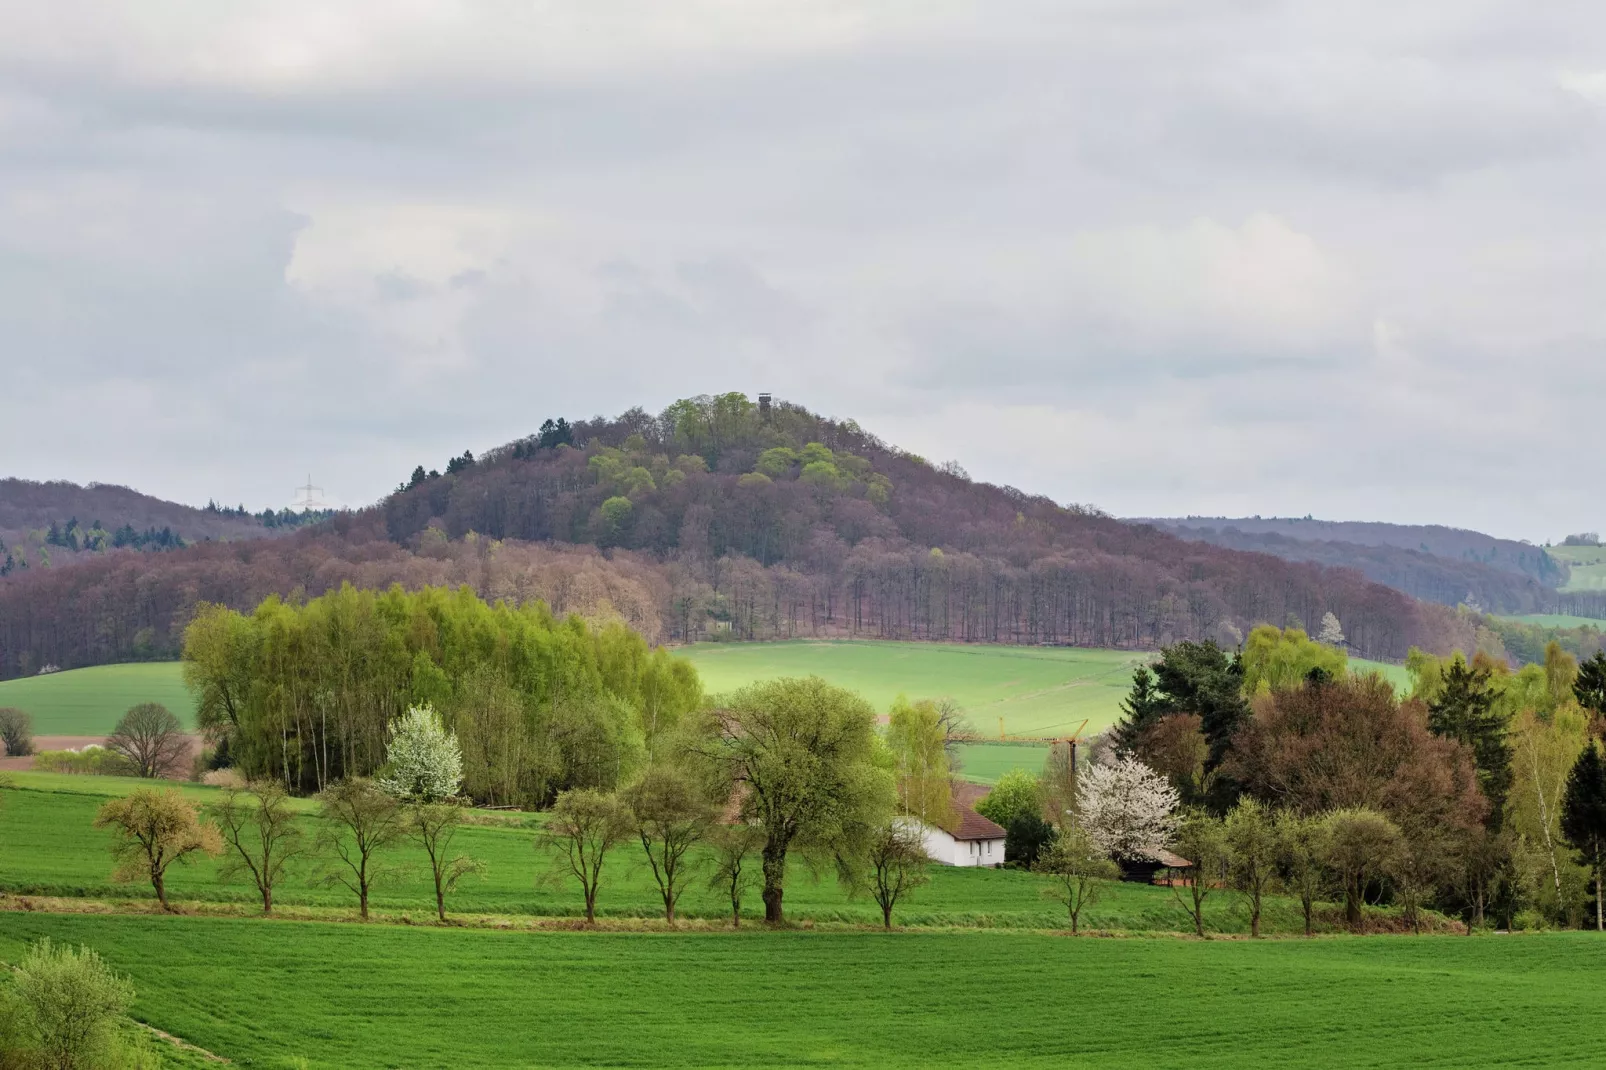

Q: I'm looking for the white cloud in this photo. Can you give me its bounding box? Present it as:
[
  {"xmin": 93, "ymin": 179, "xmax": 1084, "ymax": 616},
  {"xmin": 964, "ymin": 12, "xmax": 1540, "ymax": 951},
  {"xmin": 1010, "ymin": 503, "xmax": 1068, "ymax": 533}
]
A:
[{"xmin": 1, "ymin": 0, "xmax": 1604, "ymax": 540}]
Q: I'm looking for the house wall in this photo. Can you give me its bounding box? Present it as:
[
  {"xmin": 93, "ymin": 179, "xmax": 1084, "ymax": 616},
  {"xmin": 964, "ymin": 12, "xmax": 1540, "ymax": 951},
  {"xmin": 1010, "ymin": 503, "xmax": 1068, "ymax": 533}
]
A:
[{"xmin": 911, "ymin": 822, "xmax": 1003, "ymax": 868}]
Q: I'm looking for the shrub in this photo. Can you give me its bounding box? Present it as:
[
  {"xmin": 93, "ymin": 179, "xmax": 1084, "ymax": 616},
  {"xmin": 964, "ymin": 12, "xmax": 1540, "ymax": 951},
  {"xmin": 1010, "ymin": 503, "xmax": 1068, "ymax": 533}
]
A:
[
  {"xmin": 975, "ymin": 769, "xmax": 1043, "ymax": 829},
  {"xmin": 0, "ymin": 707, "xmax": 32, "ymax": 757},
  {"xmin": 11, "ymin": 938, "xmax": 135, "ymax": 1070},
  {"xmin": 202, "ymin": 768, "xmax": 247, "ymax": 788},
  {"xmin": 1004, "ymin": 813, "xmax": 1055, "ymax": 867},
  {"xmin": 32, "ymin": 748, "xmax": 136, "ymax": 777}
]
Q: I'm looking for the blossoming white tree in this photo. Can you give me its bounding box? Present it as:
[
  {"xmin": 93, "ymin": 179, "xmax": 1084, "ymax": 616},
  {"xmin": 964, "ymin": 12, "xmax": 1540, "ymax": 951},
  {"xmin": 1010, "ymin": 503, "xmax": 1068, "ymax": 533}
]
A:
[
  {"xmin": 377, "ymin": 704, "xmax": 463, "ymax": 802},
  {"xmin": 1075, "ymin": 756, "xmax": 1180, "ymax": 859},
  {"xmin": 1318, "ymin": 612, "xmax": 1346, "ymax": 647}
]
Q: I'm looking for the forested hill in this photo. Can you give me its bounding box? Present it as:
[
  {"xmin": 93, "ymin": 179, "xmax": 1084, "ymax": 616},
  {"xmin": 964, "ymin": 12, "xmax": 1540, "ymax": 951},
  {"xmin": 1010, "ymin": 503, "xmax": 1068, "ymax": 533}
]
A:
[
  {"xmin": 380, "ymin": 395, "xmax": 1475, "ymax": 660},
  {"xmin": 1134, "ymin": 521, "xmax": 1561, "ymax": 616},
  {"xmin": 1141, "ymin": 516, "xmax": 1565, "ymax": 586},
  {"xmin": 0, "ymin": 478, "xmax": 319, "ymax": 577},
  {"xmin": 0, "ymin": 394, "xmax": 1482, "ymax": 679}
]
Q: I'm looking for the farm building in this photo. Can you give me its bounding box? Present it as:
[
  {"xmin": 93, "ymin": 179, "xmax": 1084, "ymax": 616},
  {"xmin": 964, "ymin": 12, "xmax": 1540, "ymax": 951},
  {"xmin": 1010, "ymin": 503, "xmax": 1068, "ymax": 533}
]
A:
[
  {"xmin": 912, "ymin": 806, "xmax": 1007, "ymax": 868},
  {"xmin": 1118, "ymin": 847, "xmax": 1193, "ymax": 885}
]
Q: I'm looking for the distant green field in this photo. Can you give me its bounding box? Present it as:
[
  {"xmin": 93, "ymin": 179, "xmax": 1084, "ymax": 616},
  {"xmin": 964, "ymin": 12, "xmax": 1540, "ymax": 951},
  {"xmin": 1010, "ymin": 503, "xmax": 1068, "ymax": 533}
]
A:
[
  {"xmin": 0, "ymin": 643, "xmax": 1409, "ymax": 753},
  {"xmin": 1502, "ymin": 613, "xmax": 1606, "ymax": 630},
  {"xmin": 953, "ymin": 742, "xmax": 1052, "ymax": 784},
  {"xmin": 0, "ymin": 662, "xmax": 197, "ymax": 735},
  {"xmin": 2, "ymin": 914, "xmax": 1603, "ymax": 1069},
  {"xmin": 684, "ymin": 640, "xmax": 1150, "ymax": 738},
  {"xmin": 1549, "ymin": 544, "xmax": 1606, "ymax": 592}
]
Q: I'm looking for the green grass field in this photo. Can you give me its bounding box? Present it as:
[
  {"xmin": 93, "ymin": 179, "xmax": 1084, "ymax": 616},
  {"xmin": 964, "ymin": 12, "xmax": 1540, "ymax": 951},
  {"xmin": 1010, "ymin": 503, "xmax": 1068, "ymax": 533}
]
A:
[
  {"xmin": 1, "ymin": 914, "xmax": 1603, "ymax": 1069},
  {"xmin": 683, "ymin": 640, "xmax": 1148, "ymax": 738},
  {"xmin": 1549, "ymin": 544, "xmax": 1606, "ymax": 593},
  {"xmin": 1502, "ymin": 613, "xmax": 1606, "ymax": 630},
  {"xmin": 0, "ymin": 663, "xmax": 197, "ymax": 735},
  {"xmin": 0, "ymin": 772, "xmax": 1300, "ymax": 932}
]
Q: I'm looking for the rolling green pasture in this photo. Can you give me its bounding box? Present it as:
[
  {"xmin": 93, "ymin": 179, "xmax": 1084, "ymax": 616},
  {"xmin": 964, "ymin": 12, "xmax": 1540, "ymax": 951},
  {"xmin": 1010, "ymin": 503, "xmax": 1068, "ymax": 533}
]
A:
[
  {"xmin": 2, "ymin": 914, "xmax": 1604, "ymax": 1069},
  {"xmin": 1501, "ymin": 613, "xmax": 1606, "ymax": 629},
  {"xmin": 0, "ymin": 773, "xmax": 1301, "ymax": 933},
  {"xmin": 1549, "ymin": 544, "xmax": 1606, "ymax": 593},
  {"xmin": 0, "ymin": 662, "xmax": 197, "ymax": 735},
  {"xmin": 683, "ymin": 640, "xmax": 1147, "ymax": 737}
]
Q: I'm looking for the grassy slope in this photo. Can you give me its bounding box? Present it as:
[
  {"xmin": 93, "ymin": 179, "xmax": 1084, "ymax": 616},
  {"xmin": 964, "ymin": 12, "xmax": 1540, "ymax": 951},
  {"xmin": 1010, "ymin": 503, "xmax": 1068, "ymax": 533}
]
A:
[
  {"xmin": 0, "ymin": 663, "xmax": 198, "ymax": 735},
  {"xmin": 684, "ymin": 640, "xmax": 1147, "ymax": 737},
  {"xmin": 2, "ymin": 914, "xmax": 1604, "ymax": 1070},
  {"xmin": 1503, "ymin": 613, "xmax": 1606, "ymax": 629},
  {"xmin": 0, "ymin": 773, "xmax": 1300, "ymax": 932},
  {"xmin": 1550, "ymin": 544, "xmax": 1606, "ymax": 593}
]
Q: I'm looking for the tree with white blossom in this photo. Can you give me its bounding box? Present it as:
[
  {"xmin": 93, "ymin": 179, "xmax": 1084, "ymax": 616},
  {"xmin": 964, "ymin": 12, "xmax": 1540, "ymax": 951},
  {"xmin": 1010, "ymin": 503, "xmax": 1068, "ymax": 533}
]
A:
[
  {"xmin": 377, "ymin": 704, "xmax": 463, "ymax": 802},
  {"xmin": 1075, "ymin": 756, "xmax": 1180, "ymax": 859},
  {"xmin": 1318, "ymin": 612, "xmax": 1346, "ymax": 648}
]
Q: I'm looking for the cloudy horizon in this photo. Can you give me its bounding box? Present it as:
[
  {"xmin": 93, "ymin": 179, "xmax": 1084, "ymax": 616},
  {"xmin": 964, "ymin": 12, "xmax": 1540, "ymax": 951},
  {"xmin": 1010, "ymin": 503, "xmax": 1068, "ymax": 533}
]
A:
[{"xmin": 3, "ymin": 1, "xmax": 1603, "ymax": 542}]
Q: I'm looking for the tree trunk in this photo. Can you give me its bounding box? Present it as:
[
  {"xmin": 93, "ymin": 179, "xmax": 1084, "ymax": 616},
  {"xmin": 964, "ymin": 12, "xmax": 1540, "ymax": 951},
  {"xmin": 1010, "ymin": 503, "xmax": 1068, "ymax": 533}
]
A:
[
  {"xmin": 882, "ymin": 902, "xmax": 893, "ymax": 930},
  {"xmin": 584, "ymin": 886, "xmax": 597, "ymax": 924},
  {"xmin": 1070, "ymin": 908, "xmax": 1079, "ymax": 936},
  {"xmin": 263, "ymin": 885, "xmax": 273, "ymax": 916},
  {"xmin": 359, "ymin": 879, "xmax": 370, "ymax": 921},
  {"xmin": 1250, "ymin": 901, "xmax": 1260, "ymax": 939},
  {"xmin": 435, "ymin": 877, "xmax": 447, "ymax": 923},
  {"xmin": 761, "ymin": 841, "xmax": 787, "ymax": 925},
  {"xmin": 1303, "ymin": 899, "xmax": 1313, "ymax": 938},
  {"xmin": 153, "ymin": 869, "xmax": 168, "ymax": 912},
  {"xmin": 1597, "ymin": 865, "xmax": 1603, "ymax": 933}
]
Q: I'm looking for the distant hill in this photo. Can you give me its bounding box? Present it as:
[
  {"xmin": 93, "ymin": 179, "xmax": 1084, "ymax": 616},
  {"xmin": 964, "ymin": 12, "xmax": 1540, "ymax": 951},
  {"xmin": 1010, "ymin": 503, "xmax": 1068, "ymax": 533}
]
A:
[
  {"xmin": 0, "ymin": 395, "xmax": 1491, "ymax": 679},
  {"xmin": 1133, "ymin": 519, "xmax": 1564, "ymax": 616},
  {"xmin": 1138, "ymin": 516, "xmax": 1565, "ymax": 587},
  {"xmin": 0, "ymin": 479, "xmax": 321, "ymax": 577}
]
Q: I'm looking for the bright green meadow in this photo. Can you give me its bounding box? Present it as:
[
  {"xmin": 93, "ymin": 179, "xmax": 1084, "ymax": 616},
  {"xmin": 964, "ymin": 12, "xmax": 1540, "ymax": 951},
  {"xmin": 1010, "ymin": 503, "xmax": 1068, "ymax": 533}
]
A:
[
  {"xmin": 1501, "ymin": 613, "xmax": 1606, "ymax": 629},
  {"xmin": 1549, "ymin": 544, "xmax": 1606, "ymax": 593},
  {"xmin": 0, "ymin": 662, "xmax": 197, "ymax": 735},
  {"xmin": 2, "ymin": 914, "xmax": 1604, "ymax": 1069}
]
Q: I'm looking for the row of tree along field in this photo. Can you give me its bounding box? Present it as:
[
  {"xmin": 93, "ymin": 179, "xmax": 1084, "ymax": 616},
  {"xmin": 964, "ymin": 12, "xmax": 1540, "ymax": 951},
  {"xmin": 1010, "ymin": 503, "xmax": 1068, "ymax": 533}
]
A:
[
  {"xmin": 140, "ymin": 583, "xmax": 1606, "ymax": 932},
  {"xmin": 0, "ymin": 393, "xmax": 1541, "ymax": 679}
]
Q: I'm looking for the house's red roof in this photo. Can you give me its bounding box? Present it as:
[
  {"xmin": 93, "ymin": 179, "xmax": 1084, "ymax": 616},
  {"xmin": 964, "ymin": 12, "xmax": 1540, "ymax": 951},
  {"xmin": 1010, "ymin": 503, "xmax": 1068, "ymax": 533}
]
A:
[{"xmin": 950, "ymin": 806, "xmax": 1007, "ymax": 842}]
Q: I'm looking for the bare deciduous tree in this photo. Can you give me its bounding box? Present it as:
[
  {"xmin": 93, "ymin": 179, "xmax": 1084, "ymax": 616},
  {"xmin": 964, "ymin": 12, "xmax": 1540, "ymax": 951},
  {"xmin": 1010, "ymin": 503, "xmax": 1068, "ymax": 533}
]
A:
[
  {"xmin": 1035, "ymin": 825, "xmax": 1119, "ymax": 935},
  {"xmin": 316, "ymin": 778, "xmax": 404, "ymax": 921},
  {"xmin": 623, "ymin": 767, "xmax": 713, "ymax": 925},
  {"xmin": 0, "ymin": 706, "xmax": 34, "ymax": 757},
  {"xmin": 707, "ymin": 822, "xmax": 763, "ymax": 927},
  {"xmin": 214, "ymin": 781, "xmax": 305, "ymax": 915},
  {"xmin": 540, "ymin": 789, "xmax": 629, "ymax": 924},
  {"xmin": 409, "ymin": 800, "xmax": 482, "ymax": 923},
  {"xmin": 105, "ymin": 703, "xmax": 189, "ymax": 779},
  {"xmin": 863, "ymin": 821, "xmax": 931, "ymax": 930}
]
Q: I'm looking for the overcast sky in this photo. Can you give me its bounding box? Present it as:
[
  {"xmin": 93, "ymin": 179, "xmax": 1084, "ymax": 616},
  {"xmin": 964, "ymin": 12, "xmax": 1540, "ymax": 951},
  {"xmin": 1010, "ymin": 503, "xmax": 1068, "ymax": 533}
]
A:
[{"xmin": 2, "ymin": 2, "xmax": 1603, "ymax": 541}]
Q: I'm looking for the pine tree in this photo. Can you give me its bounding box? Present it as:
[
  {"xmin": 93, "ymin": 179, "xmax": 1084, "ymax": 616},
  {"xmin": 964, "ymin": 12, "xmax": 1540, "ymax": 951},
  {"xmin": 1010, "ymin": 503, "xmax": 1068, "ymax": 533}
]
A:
[
  {"xmin": 1561, "ymin": 741, "xmax": 1606, "ymax": 931},
  {"xmin": 1111, "ymin": 665, "xmax": 1168, "ymax": 754},
  {"xmin": 1576, "ymin": 652, "xmax": 1606, "ymax": 717},
  {"xmin": 1428, "ymin": 655, "xmax": 1512, "ymax": 828}
]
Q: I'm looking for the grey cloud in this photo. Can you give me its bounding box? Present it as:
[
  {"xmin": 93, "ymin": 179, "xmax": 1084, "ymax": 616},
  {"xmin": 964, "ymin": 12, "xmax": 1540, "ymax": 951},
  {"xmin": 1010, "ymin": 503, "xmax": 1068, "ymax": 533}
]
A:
[{"xmin": 0, "ymin": 1, "xmax": 1603, "ymax": 539}]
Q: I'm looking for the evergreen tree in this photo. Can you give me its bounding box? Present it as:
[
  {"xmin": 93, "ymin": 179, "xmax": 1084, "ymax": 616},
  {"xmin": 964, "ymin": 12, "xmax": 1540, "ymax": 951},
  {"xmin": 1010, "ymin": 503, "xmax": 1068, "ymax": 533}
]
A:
[
  {"xmin": 1576, "ymin": 652, "xmax": 1606, "ymax": 717},
  {"xmin": 1428, "ymin": 655, "xmax": 1512, "ymax": 829},
  {"xmin": 1560, "ymin": 741, "xmax": 1606, "ymax": 931},
  {"xmin": 1112, "ymin": 665, "xmax": 1168, "ymax": 754}
]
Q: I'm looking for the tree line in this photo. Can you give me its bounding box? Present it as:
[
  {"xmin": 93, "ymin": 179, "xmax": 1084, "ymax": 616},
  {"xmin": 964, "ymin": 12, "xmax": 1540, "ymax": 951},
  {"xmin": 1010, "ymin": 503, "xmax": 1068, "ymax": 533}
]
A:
[
  {"xmin": 1081, "ymin": 626, "xmax": 1606, "ymax": 931},
  {"xmin": 182, "ymin": 584, "xmax": 702, "ymax": 804}
]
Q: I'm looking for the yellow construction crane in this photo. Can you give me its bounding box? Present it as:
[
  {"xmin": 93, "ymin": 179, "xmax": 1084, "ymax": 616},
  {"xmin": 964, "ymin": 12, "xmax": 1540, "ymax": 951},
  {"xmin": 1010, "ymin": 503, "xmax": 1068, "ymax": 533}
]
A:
[{"xmin": 996, "ymin": 718, "xmax": 1090, "ymax": 775}]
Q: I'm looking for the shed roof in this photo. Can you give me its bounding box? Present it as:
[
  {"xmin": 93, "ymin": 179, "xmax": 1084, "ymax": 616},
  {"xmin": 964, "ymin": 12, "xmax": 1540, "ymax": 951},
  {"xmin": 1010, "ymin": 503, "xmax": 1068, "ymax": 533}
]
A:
[{"xmin": 1128, "ymin": 847, "xmax": 1193, "ymax": 869}]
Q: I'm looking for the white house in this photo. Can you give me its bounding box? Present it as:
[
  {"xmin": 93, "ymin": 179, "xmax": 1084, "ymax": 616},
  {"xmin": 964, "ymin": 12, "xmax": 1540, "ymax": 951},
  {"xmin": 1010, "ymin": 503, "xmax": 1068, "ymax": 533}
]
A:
[{"xmin": 910, "ymin": 806, "xmax": 1007, "ymax": 868}]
